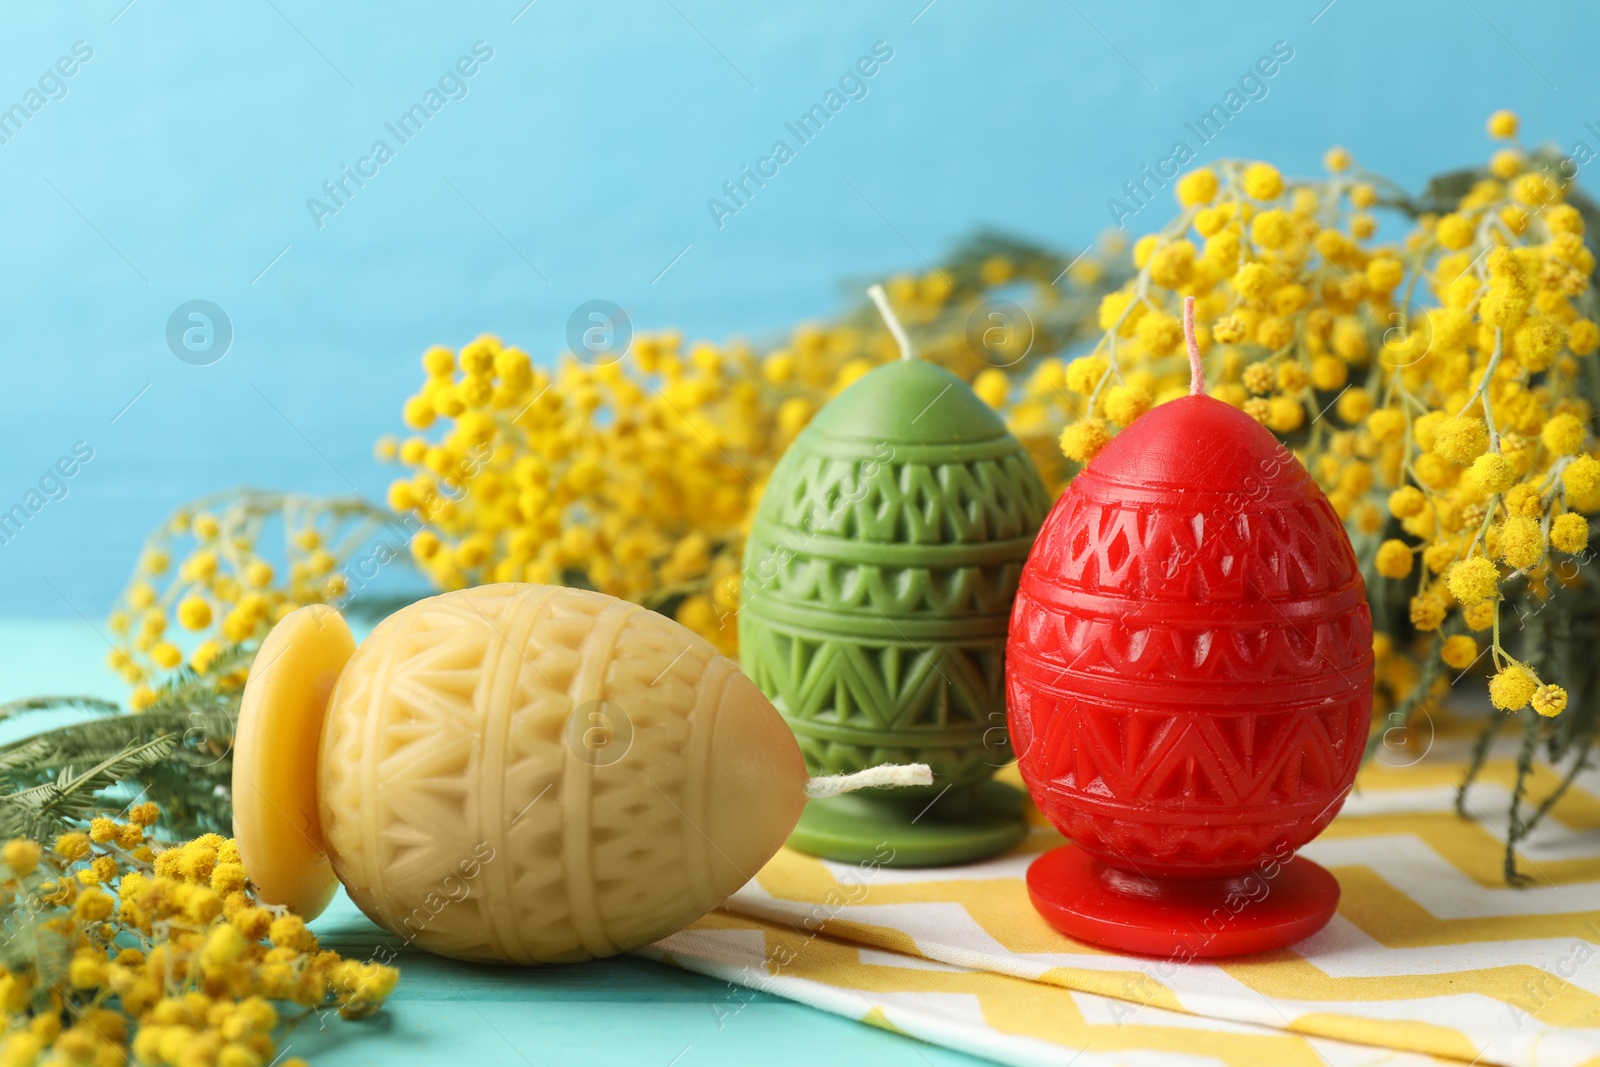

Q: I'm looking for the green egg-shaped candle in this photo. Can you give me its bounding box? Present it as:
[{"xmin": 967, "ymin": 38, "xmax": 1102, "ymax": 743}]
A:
[{"xmin": 739, "ymin": 290, "xmax": 1051, "ymax": 866}]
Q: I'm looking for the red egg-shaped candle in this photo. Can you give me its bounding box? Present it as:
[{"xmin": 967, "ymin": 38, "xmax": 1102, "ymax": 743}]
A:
[{"xmin": 1006, "ymin": 307, "xmax": 1373, "ymax": 958}]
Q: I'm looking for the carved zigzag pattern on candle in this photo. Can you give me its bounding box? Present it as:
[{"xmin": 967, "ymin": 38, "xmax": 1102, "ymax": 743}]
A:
[
  {"xmin": 1010, "ymin": 597, "xmax": 1372, "ymax": 681},
  {"xmin": 1008, "ymin": 680, "xmax": 1365, "ymax": 870},
  {"xmin": 1011, "ymin": 686, "xmax": 1366, "ymax": 806},
  {"xmin": 318, "ymin": 584, "xmax": 768, "ymax": 964},
  {"xmin": 747, "ymin": 551, "xmax": 1029, "ymax": 619},
  {"xmin": 1012, "ymin": 489, "xmax": 1370, "ymax": 679},
  {"xmin": 1007, "ymin": 481, "xmax": 1373, "ymax": 875},
  {"xmin": 742, "ymin": 443, "xmax": 1048, "ymax": 787},
  {"xmin": 765, "ymin": 449, "xmax": 1050, "ymax": 550},
  {"xmin": 1026, "ymin": 489, "xmax": 1361, "ymax": 603},
  {"xmin": 738, "ymin": 623, "xmax": 1007, "ymax": 787}
]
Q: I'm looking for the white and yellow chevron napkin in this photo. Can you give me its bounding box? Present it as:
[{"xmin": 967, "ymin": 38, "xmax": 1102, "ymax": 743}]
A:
[{"xmin": 643, "ymin": 721, "xmax": 1600, "ymax": 1067}]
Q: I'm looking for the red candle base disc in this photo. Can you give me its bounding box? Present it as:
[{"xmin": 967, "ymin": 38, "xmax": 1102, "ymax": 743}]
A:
[{"xmin": 1026, "ymin": 844, "xmax": 1340, "ymax": 958}]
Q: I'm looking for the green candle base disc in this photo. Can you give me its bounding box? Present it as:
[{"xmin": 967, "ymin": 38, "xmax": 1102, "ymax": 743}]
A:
[{"xmin": 786, "ymin": 781, "xmax": 1027, "ymax": 868}]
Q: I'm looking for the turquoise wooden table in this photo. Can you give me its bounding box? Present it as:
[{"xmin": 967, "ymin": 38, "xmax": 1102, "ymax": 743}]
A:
[{"xmin": 0, "ymin": 620, "xmax": 989, "ymax": 1067}]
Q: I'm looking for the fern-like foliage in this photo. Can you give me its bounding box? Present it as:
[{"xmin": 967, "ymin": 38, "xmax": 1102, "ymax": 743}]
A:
[
  {"xmin": 0, "ymin": 736, "xmax": 176, "ymax": 838},
  {"xmin": 0, "ymin": 696, "xmax": 118, "ymax": 724},
  {"xmin": 0, "ymin": 666, "xmax": 244, "ymax": 839}
]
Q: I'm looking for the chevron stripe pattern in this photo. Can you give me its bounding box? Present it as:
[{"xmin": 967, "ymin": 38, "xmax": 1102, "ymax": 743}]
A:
[{"xmin": 643, "ymin": 721, "xmax": 1600, "ymax": 1067}]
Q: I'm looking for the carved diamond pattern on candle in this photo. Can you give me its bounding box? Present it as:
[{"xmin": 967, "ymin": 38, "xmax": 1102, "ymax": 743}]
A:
[
  {"xmin": 765, "ymin": 447, "xmax": 1046, "ymax": 544},
  {"xmin": 753, "ymin": 454, "xmax": 1046, "ymax": 614},
  {"xmin": 1027, "ymin": 492, "xmax": 1359, "ymax": 605}
]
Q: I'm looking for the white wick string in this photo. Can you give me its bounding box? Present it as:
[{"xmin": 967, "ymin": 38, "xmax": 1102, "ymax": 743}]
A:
[
  {"xmin": 1183, "ymin": 294, "xmax": 1203, "ymax": 396},
  {"xmin": 867, "ymin": 284, "xmax": 916, "ymax": 361},
  {"xmin": 804, "ymin": 762, "xmax": 933, "ymax": 799}
]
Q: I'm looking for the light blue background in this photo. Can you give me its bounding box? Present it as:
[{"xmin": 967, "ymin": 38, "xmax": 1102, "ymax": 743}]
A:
[
  {"xmin": 0, "ymin": 5, "xmax": 1592, "ymax": 1063},
  {"xmin": 0, "ymin": 0, "xmax": 1593, "ymax": 623}
]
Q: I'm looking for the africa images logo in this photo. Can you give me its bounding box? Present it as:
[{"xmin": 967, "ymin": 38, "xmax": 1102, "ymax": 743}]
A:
[
  {"xmin": 1106, "ymin": 40, "xmax": 1295, "ymax": 228},
  {"xmin": 0, "ymin": 442, "xmax": 94, "ymax": 548},
  {"xmin": 706, "ymin": 41, "xmax": 895, "ymax": 230},
  {"xmin": 0, "ymin": 41, "xmax": 94, "ymax": 147},
  {"xmin": 306, "ymin": 42, "xmax": 495, "ymax": 229}
]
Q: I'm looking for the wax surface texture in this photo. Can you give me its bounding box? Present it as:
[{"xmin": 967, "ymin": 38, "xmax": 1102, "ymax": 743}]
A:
[
  {"xmin": 741, "ymin": 359, "xmax": 1050, "ymax": 789},
  {"xmin": 739, "ymin": 358, "xmax": 1051, "ymax": 865},
  {"xmin": 1009, "ymin": 396, "xmax": 1374, "ymax": 873},
  {"xmin": 237, "ymin": 584, "xmax": 808, "ymax": 965},
  {"xmin": 233, "ymin": 604, "xmax": 354, "ymax": 919}
]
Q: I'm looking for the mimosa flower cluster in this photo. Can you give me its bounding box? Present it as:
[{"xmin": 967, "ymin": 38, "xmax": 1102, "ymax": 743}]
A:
[
  {"xmin": 378, "ymin": 334, "xmax": 763, "ymax": 657},
  {"xmin": 0, "ymin": 805, "xmax": 396, "ymax": 1067},
  {"xmin": 370, "ymin": 253, "xmax": 1117, "ymax": 657},
  {"xmin": 1053, "ymin": 111, "xmax": 1597, "ymax": 728},
  {"xmin": 103, "ymin": 494, "xmax": 389, "ymax": 708}
]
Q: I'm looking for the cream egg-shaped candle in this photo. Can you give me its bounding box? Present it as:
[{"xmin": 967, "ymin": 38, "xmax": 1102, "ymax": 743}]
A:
[{"xmin": 233, "ymin": 584, "xmax": 814, "ymax": 964}]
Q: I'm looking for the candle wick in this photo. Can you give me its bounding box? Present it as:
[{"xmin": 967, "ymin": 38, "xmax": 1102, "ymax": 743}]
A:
[
  {"xmin": 868, "ymin": 284, "xmax": 916, "ymax": 361},
  {"xmin": 1183, "ymin": 295, "xmax": 1203, "ymax": 397},
  {"xmin": 804, "ymin": 762, "xmax": 932, "ymax": 798}
]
